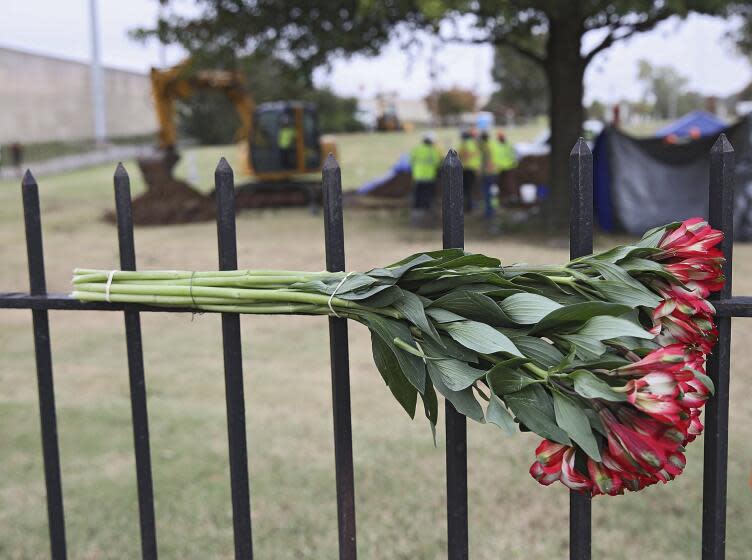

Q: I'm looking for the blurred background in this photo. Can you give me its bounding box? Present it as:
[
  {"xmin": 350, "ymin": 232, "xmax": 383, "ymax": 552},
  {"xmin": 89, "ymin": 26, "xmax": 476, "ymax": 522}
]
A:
[{"xmin": 1, "ymin": 1, "xmax": 751, "ymax": 558}]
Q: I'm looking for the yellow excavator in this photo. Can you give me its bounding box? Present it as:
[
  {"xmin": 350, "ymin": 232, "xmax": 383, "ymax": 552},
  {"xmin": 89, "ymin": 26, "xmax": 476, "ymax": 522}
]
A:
[{"xmin": 133, "ymin": 60, "xmax": 337, "ymax": 223}]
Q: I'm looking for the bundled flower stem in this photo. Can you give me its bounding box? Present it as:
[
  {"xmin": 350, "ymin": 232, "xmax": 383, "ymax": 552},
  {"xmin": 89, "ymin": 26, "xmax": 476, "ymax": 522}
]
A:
[{"xmin": 73, "ymin": 218, "xmax": 724, "ymax": 496}]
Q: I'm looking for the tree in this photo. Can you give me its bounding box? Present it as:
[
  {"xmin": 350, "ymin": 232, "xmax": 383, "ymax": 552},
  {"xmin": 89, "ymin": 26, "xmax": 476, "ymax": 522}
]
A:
[
  {"xmin": 177, "ymin": 52, "xmax": 364, "ymax": 144},
  {"xmin": 427, "ymin": 87, "xmax": 477, "ymax": 125},
  {"xmin": 138, "ymin": 1, "xmax": 736, "ymax": 229},
  {"xmin": 636, "ymin": 59, "xmax": 703, "ymax": 120},
  {"xmin": 486, "ymin": 43, "xmax": 548, "ymax": 123}
]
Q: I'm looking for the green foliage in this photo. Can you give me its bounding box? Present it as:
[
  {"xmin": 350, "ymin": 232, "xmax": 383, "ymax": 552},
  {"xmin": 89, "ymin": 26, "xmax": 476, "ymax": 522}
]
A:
[
  {"xmin": 485, "ymin": 44, "xmax": 548, "ymax": 122},
  {"xmin": 177, "ymin": 52, "xmax": 364, "ymax": 144},
  {"xmin": 636, "ymin": 59, "xmax": 705, "ymax": 120},
  {"xmin": 426, "ymin": 87, "xmax": 477, "ymax": 124}
]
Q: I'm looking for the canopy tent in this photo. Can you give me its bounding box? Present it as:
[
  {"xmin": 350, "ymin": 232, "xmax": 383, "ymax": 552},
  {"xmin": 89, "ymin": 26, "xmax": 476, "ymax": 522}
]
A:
[
  {"xmin": 655, "ymin": 110, "xmax": 726, "ymax": 138},
  {"xmin": 593, "ymin": 116, "xmax": 752, "ymax": 240}
]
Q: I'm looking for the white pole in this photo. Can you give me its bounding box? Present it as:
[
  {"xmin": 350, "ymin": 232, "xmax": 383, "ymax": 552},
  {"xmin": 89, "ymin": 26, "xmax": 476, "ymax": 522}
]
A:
[{"xmin": 89, "ymin": 0, "xmax": 107, "ymax": 145}]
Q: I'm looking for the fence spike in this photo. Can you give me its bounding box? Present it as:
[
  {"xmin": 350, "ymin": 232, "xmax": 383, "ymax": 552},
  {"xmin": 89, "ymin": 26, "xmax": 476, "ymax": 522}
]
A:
[
  {"xmin": 323, "ymin": 152, "xmax": 339, "ymax": 171},
  {"xmin": 570, "ymin": 136, "xmax": 590, "ymax": 158},
  {"xmin": 114, "ymin": 162, "xmax": 128, "ymax": 178},
  {"xmin": 442, "ymin": 148, "xmax": 461, "ymax": 168},
  {"xmin": 711, "ymin": 132, "xmax": 734, "ymax": 155},
  {"xmin": 216, "ymin": 156, "xmax": 233, "ymax": 175},
  {"xmin": 22, "ymin": 169, "xmax": 36, "ymax": 186}
]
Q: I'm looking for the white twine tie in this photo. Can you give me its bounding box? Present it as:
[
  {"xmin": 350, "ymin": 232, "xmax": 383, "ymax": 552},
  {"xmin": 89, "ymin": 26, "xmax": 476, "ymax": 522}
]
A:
[
  {"xmin": 104, "ymin": 270, "xmax": 117, "ymax": 303},
  {"xmin": 328, "ymin": 271, "xmax": 354, "ymax": 318}
]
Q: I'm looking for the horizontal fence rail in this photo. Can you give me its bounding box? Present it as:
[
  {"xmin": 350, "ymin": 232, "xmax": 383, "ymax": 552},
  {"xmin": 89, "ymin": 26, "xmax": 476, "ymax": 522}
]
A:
[{"xmin": 0, "ymin": 136, "xmax": 741, "ymax": 559}]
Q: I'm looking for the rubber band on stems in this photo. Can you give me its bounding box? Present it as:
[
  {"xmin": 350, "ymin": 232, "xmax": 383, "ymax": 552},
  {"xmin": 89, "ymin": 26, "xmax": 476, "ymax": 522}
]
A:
[
  {"xmin": 105, "ymin": 270, "xmax": 117, "ymax": 303},
  {"xmin": 328, "ymin": 271, "xmax": 354, "ymax": 318}
]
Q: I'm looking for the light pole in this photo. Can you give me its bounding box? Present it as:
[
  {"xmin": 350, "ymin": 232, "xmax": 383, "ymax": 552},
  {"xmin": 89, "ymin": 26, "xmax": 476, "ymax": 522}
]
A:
[{"xmin": 89, "ymin": 0, "xmax": 107, "ymax": 146}]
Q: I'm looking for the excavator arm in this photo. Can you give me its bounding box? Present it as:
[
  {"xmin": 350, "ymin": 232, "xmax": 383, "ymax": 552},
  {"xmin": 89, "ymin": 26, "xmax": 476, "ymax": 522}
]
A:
[{"xmin": 150, "ymin": 60, "xmax": 255, "ymax": 149}]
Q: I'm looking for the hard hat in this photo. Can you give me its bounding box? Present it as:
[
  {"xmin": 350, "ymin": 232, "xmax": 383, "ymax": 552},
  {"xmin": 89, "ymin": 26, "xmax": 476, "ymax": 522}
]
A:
[{"xmin": 423, "ymin": 131, "xmax": 437, "ymax": 143}]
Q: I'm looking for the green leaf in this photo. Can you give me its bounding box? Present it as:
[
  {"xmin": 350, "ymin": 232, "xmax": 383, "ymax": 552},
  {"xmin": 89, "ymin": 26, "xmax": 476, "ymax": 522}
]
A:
[
  {"xmin": 425, "ymin": 308, "xmax": 465, "ymax": 323},
  {"xmin": 589, "ymin": 244, "xmax": 661, "ymax": 263},
  {"xmin": 426, "ymin": 362, "xmax": 485, "ymax": 423},
  {"xmin": 430, "ymin": 290, "xmax": 513, "ymax": 325},
  {"xmin": 577, "ymin": 316, "xmax": 654, "ymax": 341},
  {"xmin": 570, "ymin": 370, "xmax": 627, "ymax": 402},
  {"xmin": 594, "ymin": 280, "xmax": 662, "ymax": 308},
  {"xmin": 528, "ymin": 301, "xmax": 631, "ymax": 335},
  {"xmin": 486, "ymin": 395, "xmax": 517, "ymax": 435},
  {"xmin": 553, "ymin": 392, "xmax": 601, "ymax": 461},
  {"xmin": 382, "ymin": 253, "xmax": 437, "ymax": 276},
  {"xmin": 504, "ymin": 384, "xmax": 571, "ymax": 445},
  {"xmin": 587, "ymin": 260, "xmax": 663, "ymax": 305},
  {"xmin": 486, "ymin": 362, "xmax": 538, "ymax": 394},
  {"xmin": 429, "ymin": 358, "xmax": 486, "ymax": 391},
  {"xmin": 442, "ymin": 321, "xmax": 523, "ymax": 356},
  {"xmin": 499, "ymin": 293, "xmax": 562, "ymax": 324},
  {"xmin": 392, "ymin": 291, "xmax": 442, "ymax": 344},
  {"xmin": 512, "ymin": 336, "xmax": 564, "ymax": 369},
  {"xmin": 364, "ymin": 315, "xmax": 426, "ymax": 393},
  {"xmin": 420, "ymin": 375, "xmax": 439, "ymax": 443},
  {"xmin": 558, "ymin": 334, "xmax": 608, "ymax": 361},
  {"xmin": 371, "ymin": 334, "xmax": 418, "ymax": 418}
]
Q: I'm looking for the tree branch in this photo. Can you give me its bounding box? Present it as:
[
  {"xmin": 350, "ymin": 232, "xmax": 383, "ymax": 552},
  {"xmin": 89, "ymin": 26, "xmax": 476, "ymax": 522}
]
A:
[
  {"xmin": 438, "ymin": 30, "xmax": 545, "ymax": 68},
  {"xmin": 583, "ymin": 10, "xmax": 674, "ymax": 64}
]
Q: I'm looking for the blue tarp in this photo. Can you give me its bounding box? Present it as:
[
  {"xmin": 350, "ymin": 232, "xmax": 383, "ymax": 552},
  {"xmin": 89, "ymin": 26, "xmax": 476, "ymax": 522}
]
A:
[
  {"xmin": 593, "ymin": 117, "xmax": 752, "ymax": 236},
  {"xmin": 356, "ymin": 154, "xmax": 411, "ymax": 194},
  {"xmin": 655, "ymin": 110, "xmax": 725, "ymax": 138}
]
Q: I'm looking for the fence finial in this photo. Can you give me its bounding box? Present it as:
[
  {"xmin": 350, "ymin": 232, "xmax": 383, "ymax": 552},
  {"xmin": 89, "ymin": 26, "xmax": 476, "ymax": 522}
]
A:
[
  {"xmin": 442, "ymin": 148, "xmax": 461, "ymax": 168},
  {"xmin": 114, "ymin": 162, "xmax": 128, "ymax": 178},
  {"xmin": 22, "ymin": 169, "xmax": 36, "ymax": 186},
  {"xmin": 215, "ymin": 156, "xmax": 233, "ymax": 174},
  {"xmin": 323, "ymin": 152, "xmax": 340, "ymax": 171},
  {"xmin": 570, "ymin": 137, "xmax": 591, "ymax": 158},
  {"xmin": 711, "ymin": 133, "xmax": 734, "ymax": 154}
]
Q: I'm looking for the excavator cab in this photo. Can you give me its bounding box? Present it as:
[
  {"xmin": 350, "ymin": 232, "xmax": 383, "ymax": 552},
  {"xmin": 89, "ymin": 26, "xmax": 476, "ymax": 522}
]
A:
[{"xmin": 250, "ymin": 102, "xmax": 322, "ymax": 178}]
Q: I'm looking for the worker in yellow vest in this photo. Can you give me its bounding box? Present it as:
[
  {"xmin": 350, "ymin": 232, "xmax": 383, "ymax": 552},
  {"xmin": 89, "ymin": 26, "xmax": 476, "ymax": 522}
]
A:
[
  {"xmin": 409, "ymin": 132, "xmax": 443, "ymax": 216},
  {"xmin": 494, "ymin": 131, "xmax": 518, "ymax": 204},
  {"xmin": 458, "ymin": 129, "xmax": 480, "ymax": 212},
  {"xmin": 479, "ymin": 131, "xmax": 499, "ymax": 219},
  {"xmin": 278, "ymin": 114, "xmax": 297, "ymax": 169}
]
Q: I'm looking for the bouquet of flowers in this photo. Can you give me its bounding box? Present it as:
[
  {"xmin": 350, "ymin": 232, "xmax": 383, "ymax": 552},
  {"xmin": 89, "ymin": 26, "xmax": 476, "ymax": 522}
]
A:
[{"xmin": 72, "ymin": 218, "xmax": 724, "ymax": 496}]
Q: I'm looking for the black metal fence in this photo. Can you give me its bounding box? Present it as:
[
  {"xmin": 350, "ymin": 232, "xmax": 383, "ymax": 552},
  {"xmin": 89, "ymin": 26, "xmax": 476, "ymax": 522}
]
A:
[{"xmin": 0, "ymin": 135, "xmax": 739, "ymax": 559}]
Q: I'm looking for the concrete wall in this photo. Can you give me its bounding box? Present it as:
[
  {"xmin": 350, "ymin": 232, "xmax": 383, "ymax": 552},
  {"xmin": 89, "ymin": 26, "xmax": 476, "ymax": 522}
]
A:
[{"xmin": 0, "ymin": 47, "xmax": 157, "ymax": 144}]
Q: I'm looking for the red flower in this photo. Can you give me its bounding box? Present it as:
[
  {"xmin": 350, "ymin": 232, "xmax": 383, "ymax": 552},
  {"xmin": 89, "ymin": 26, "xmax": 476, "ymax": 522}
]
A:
[
  {"xmin": 560, "ymin": 448, "xmax": 593, "ymax": 492},
  {"xmin": 657, "ymin": 218, "xmax": 724, "ymax": 260},
  {"xmin": 622, "ymin": 373, "xmax": 684, "ymax": 424},
  {"xmin": 616, "ymin": 344, "xmax": 689, "ymax": 376},
  {"xmin": 587, "ymin": 458, "xmax": 623, "ymax": 496}
]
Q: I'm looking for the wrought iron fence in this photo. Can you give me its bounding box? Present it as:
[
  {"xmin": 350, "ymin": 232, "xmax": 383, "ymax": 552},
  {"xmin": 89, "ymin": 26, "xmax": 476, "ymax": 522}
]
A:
[{"xmin": 0, "ymin": 135, "xmax": 738, "ymax": 560}]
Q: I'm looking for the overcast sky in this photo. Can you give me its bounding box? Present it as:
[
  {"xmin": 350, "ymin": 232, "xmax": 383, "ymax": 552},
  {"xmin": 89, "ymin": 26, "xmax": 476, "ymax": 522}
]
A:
[{"xmin": 3, "ymin": 0, "xmax": 751, "ymax": 104}]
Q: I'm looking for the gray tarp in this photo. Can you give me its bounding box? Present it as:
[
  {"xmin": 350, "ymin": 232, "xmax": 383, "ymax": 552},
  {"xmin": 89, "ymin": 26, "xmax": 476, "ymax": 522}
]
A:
[{"xmin": 601, "ymin": 117, "xmax": 752, "ymax": 240}]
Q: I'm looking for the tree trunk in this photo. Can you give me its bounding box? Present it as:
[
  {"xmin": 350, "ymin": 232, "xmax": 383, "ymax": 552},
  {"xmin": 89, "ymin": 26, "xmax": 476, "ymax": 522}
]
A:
[{"xmin": 542, "ymin": 14, "xmax": 586, "ymax": 231}]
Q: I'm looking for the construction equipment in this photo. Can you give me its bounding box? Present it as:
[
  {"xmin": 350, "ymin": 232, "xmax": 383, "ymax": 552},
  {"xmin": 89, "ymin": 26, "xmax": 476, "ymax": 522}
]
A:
[
  {"xmin": 131, "ymin": 60, "xmax": 336, "ymax": 224},
  {"xmin": 375, "ymin": 93, "xmax": 403, "ymax": 132}
]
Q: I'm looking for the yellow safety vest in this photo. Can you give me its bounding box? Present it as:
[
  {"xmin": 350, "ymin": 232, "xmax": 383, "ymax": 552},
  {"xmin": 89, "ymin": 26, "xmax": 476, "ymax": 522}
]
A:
[
  {"xmin": 492, "ymin": 141, "xmax": 517, "ymax": 171},
  {"xmin": 278, "ymin": 127, "xmax": 296, "ymax": 149},
  {"xmin": 458, "ymin": 139, "xmax": 481, "ymax": 171},
  {"xmin": 410, "ymin": 143, "xmax": 442, "ymax": 182}
]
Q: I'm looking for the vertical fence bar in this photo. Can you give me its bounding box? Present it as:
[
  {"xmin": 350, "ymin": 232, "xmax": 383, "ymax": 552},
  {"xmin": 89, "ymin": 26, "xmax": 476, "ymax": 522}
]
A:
[
  {"xmin": 568, "ymin": 138, "xmax": 593, "ymax": 560},
  {"xmin": 702, "ymin": 134, "xmax": 734, "ymax": 560},
  {"xmin": 441, "ymin": 150, "xmax": 468, "ymax": 560},
  {"xmin": 215, "ymin": 158, "xmax": 253, "ymax": 559},
  {"xmin": 113, "ymin": 164, "xmax": 158, "ymax": 560},
  {"xmin": 21, "ymin": 170, "xmax": 68, "ymax": 559},
  {"xmin": 322, "ymin": 155, "xmax": 358, "ymax": 559}
]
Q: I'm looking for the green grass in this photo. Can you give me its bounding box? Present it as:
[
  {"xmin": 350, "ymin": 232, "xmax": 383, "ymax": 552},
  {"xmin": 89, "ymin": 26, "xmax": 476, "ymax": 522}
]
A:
[{"xmin": 1, "ymin": 126, "xmax": 750, "ymax": 559}]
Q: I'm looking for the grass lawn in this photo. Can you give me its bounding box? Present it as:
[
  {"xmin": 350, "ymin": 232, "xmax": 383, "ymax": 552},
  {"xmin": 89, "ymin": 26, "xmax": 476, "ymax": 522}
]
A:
[{"xmin": 0, "ymin": 126, "xmax": 750, "ymax": 559}]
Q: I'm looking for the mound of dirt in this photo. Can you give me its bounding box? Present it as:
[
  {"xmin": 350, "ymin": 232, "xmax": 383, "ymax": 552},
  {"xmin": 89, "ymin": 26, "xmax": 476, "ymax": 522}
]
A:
[{"xmin": 104, "ymin": 153, "xmax": 215, "ymax": 226}]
